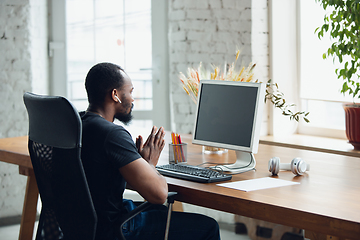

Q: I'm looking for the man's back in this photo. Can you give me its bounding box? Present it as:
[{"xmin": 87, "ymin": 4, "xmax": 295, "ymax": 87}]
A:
[{"xmin": 80, "ymin": 111, "xmax": 141, "ymax": 239}]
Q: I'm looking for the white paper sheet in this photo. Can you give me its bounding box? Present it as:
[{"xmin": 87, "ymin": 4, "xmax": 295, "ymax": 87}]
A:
[{"xmin": 217, "ymin": 177, "xmax": 300, "ymax": 192}]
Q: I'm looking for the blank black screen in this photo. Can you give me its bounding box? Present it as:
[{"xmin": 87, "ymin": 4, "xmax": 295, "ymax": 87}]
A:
[{"xmin": 194, "ymin": 83, "xmax": 258, "ymax": 148}]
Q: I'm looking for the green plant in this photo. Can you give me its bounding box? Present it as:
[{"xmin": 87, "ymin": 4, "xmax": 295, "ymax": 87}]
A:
[
  {"xmin": 315, "ymin": 0, "xmax": 360, "ymax": 100},
  {"xmin": 265, "ymin": 80, "xmax": 310, "ymax": 122}
]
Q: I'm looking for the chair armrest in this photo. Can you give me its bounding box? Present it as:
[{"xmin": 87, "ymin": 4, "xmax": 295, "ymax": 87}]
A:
[
  {"xmin": 167, "ymin": 192, "xmax": 177, "ymax": 204},
  {"xmin": 116, "ymin": 192, "xmax": 178, "ymax": 240}
]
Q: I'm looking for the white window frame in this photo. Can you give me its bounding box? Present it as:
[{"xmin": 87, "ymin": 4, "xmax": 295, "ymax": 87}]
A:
[
  {"xmin": 269, "ymin": 0, "xmax": 346, "ymax": 139},
  {"xmin": 48, "ymin": 0, "xmax": 170, "ymax": 130}
]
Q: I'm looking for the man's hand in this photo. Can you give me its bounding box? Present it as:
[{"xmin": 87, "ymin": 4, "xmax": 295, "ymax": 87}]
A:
[{"xmin": 136, "ymin": 126, "xmax": 165, "ymax": 166}]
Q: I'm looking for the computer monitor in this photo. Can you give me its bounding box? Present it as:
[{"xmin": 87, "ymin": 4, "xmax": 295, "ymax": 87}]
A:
[{"xmin": 192, "ymin": 80, "xmax": 265, "ymax": 173}]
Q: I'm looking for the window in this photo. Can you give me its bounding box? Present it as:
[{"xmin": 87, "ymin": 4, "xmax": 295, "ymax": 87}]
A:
[
  {"xmin": 270, "ymin": 0, "xmax": 351, "ymax": 138},
  {"xmin": 48, "ymin": 0, "xmax": 170, "ymax": 129},
  {"xmin": 66, "ymin": 0, "xmax": 152, "ymax": 128},
  {"xmin": 49, "ymin": 0, "xmax": 170, "ymax": 130},
  {"xmin": 298, "ymin": 0, "xmax": 350, "ymax": 138}
]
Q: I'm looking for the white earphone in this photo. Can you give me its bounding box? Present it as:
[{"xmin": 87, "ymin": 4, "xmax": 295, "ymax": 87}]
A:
[
  {"xmin": 268, "ymin": 157, "xmax": 310, "ymax": 176},
  {"xmin": 115, "ymin": 95, "xmax": 122, "ymax": 103}
]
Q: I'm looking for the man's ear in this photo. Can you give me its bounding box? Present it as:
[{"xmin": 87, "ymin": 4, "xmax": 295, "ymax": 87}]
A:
[
  {"xmin": 111, "ymin": 89, "xmax": 122, "ymax": 103},
  {"xmin": 111, "ymin": 89, "xmax": 118, "ymax": 102}
]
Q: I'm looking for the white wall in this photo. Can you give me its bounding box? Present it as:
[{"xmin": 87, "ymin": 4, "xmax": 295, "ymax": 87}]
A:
[
  {"xmin": 168, "ymin": 0, "xmax": 269, "ymax": 134},
  {"xmin": 0, "ymin": 0, "xmax": 48, "ymax": 218},
  {"xmin": 252, "ymin": 0, "xmax": 270, "ymax": 135},
  {"xmin": 269, "ymin": 0, "xmax": 298, "ymax": 136}
]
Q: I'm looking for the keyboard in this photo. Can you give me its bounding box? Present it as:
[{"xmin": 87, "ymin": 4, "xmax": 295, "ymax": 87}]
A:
[{"xmin": 156, "ymin": 164, "xmax": 232, "ymax": 183}]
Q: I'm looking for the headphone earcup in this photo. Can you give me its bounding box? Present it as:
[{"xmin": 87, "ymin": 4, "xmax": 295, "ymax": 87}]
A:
[
  {"xmin": 268, "ymin": 157, "xmax": 280, "ymax": 175},
  {"xmin": 290, "ymin": 157, "xmax": 309, "ymax": 176}
]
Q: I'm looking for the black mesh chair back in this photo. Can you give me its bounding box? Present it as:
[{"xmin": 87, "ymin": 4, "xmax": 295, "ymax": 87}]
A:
[{"xmin": 23, "ymin": 92, "xmax": 97, "ymax": 240}]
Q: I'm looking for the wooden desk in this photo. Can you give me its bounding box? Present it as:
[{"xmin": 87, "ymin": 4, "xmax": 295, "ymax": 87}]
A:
[
  {"xmin": 0, "ymin": 136, "xmax": 38, "ymax": 240},
  {"xmin": 1, "ymin": 135, "xmax": 360, "ymax": 240}
]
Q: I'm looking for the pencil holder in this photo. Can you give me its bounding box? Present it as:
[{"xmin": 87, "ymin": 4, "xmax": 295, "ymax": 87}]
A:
[{"xmin": 169, "ymin": 143, "xmax": 187, "ymax": 164}]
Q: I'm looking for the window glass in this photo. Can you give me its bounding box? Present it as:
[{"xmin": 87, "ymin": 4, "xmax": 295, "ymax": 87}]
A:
[
  {"xmin": 299, "ymin": 1, "xmax": 352, "ymax": 133},
  {"xmin": 66, "ymin": 0, "xmax": 152, "ymax": 114}
]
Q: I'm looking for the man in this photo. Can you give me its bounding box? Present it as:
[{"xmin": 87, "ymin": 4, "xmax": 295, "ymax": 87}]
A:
[{"xmin": 80, "ymin": 62, "xmax": 220, "ymax": 240}]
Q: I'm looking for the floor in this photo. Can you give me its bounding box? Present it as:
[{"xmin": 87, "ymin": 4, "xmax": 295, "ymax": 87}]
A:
[{"xmin": 0, "ymin": 222, "xmax": 251, "ymax": 240}]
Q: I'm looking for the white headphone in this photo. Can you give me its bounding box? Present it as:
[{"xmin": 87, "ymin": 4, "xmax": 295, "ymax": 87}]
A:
[
  {"xmin": 268, "ymin": 157, "xmax": 310, "ymax": 176},
  {"xmin": 115, "ymin": 95, "xmax": 122, "ymax": 103}
]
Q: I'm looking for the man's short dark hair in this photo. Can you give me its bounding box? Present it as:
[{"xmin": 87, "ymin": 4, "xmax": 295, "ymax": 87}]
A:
[{"xmin": 85, "ymin": 62, "xmax": 125, "ymax": 106}]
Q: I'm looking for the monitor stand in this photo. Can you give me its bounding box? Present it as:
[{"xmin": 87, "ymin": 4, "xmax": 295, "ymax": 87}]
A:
[{"xmin": 209, "ymin": 151, "xmax": 256, "ymax": 174}]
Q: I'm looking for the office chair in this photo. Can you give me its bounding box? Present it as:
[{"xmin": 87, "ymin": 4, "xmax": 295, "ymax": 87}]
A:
[
  {"xmin": 24, "ymin": 92, "xmax": 97, "ymax": 240},
  {"xmin": 24, "ymin": 92, "xmax": 177, "ymax": 240}
]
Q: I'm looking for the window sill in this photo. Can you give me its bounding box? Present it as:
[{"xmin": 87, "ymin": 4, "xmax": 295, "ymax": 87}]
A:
[{"xmin": 259, "ymin": 134, "xmax": 360, "ymax": 158}]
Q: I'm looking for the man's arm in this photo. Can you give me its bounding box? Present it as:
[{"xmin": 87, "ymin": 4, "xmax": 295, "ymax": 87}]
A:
[
  {"xmin": 119, "ymin": 126, "xmax": 168, "ymax": 204},
  {"xmin": 119, "ymin": 158, "xmax": 168, "ymax": 204}
]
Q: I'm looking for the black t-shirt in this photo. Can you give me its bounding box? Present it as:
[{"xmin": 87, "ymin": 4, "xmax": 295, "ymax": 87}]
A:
[{"xmin": 80, "ymin": 111, "xmax": 141, "ymax": 240}]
